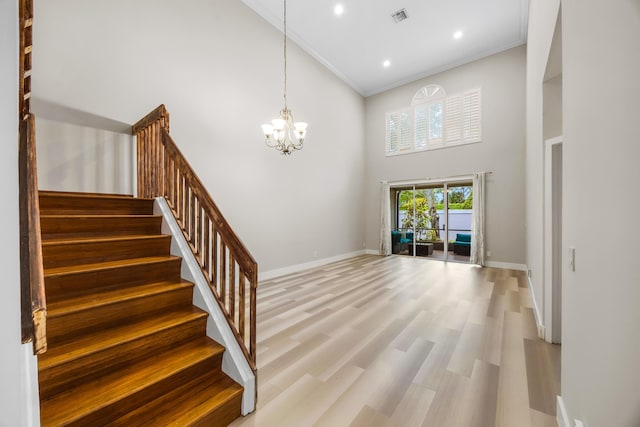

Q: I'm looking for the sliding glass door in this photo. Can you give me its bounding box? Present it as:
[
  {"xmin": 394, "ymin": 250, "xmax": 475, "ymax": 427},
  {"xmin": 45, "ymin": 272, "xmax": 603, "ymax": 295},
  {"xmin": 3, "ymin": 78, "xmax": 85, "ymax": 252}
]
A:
[
  {"xmin": 391, "ymin": 181, "xmax": 473, "ymax": 262},
  {"xmin": 446, "ymin": 183, "xmax": 473, "ymax": 262}
]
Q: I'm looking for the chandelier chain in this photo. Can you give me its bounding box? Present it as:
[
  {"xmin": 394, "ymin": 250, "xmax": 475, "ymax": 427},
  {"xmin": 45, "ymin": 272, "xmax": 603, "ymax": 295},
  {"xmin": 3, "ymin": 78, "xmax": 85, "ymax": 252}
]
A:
[{"xmin": 283, "ymin": 0, "xmax": 288, "ymax": 109}]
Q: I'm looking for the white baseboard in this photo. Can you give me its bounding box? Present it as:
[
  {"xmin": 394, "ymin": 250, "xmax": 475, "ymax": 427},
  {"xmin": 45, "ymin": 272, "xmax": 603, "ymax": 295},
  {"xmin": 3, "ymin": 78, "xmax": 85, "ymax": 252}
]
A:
[
  {"xmin": 557, "ymin": 396, "xmax": 571, "ymax": 427},
  {"xmin": 484, "ymin": 261, "xmax": 527, "ymax": 271},
  {"xmin": 365, "ymin": 249, "xmax": 380, "ymax": 255},
  {"xmin": 259, "ymin": 250, "xmax": 367, "ymax": 281},
  {"xmin": 527, "ymin": 273, "xmax": 544, "ymax": 333},
  {"xmin": 22, "ymin": 343, "xmax": 40, "ymax": 427}
]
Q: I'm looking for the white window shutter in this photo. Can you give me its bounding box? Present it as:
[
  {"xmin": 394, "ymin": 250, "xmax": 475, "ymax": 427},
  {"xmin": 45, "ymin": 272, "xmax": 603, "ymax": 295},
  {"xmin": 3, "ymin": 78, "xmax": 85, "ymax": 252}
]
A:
[
  {"xmin": 399, "ymin": 110, "xmax": 411, "ymax": 151},
  {"xmin": 428, "ymin": 101, "xmax": 443, "ymax": 144},
  {"xmin": 415, "ymin": 105, "xmax": 427, "ymax": 149},
  {"xmin": 444, "ymin": 95, "xmax": 462, "ymax": 143},
  {"xmin": 386, "ymin": 86, "xmax": 481, "ymax": 155},
  {"xmin": 386, "ymin": 109, "xmax": 412, "ymax": 155},
  {"xmin": 463, "ymin": 89, "xmax": 481, "ymax": 142},
  {"xmin": 386, "ymin": 112, "xmax": 399, "ymax": 154}
]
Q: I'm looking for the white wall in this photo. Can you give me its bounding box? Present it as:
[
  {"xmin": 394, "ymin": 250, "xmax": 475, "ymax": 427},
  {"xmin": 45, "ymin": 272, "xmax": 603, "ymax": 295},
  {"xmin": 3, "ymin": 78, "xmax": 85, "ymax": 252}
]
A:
[
  {"xmin": 364, "ymin": 46, "xmax": 527, "ymax": 265},
  {"xmin": 562, "ymin": 1, "xmax": 640, "ymax": 425},
  {"xmin": 526, "ymin": 0, "xmax": 561, "ymax": 324},
  {"xmin": 0, "ymin": 0, "xmax": 39, "ymax": 425},
  {"xmin": 529, "ymin": 0, "xmax": 640, "ymax": 425},
  {"xmin": 32, "ymin": 0, "xmax": 366, "ymax": 273},
  {"xmin": 37, "ymin": 118, "xmax": 133, "ymax": 194}
]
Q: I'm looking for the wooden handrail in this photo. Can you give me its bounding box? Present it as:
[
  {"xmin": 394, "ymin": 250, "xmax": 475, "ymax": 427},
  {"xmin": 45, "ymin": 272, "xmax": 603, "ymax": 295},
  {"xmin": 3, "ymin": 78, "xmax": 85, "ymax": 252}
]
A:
[
  {"xmin": 19, "ymin": 0, "xmax": 46, "ymax": 355},
  {"xmin": 133, "ymin": 106, "xmax": 258, "ymax": 371},
  {"xmin": 19, "ymin": 115, "xmax": 47, "ymax": 355}
]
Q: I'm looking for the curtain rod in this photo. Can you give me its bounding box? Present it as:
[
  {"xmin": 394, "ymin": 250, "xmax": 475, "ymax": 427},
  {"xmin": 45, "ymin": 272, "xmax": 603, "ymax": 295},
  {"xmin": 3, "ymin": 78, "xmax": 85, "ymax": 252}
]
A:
[{"xmin": 382, "ymin": 171, "xmax": 492, "ymax": 186}]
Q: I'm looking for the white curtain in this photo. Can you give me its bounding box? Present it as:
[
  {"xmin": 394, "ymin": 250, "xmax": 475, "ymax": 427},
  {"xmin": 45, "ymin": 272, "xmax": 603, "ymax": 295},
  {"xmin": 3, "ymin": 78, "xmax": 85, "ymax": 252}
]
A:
[
  {"xmin": 380, "ymin": 182, "xmax": 392, "ymax": 256},
  {"xmin": 470, "ymin": 172, "xmax": 486, "ymax": 265}
]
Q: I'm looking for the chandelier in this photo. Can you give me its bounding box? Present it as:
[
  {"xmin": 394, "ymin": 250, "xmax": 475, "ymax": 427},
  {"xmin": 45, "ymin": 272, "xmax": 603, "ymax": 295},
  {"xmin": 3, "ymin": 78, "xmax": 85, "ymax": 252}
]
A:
[{"xmin": 261, "ymin": 0, "xmax": 308, "ymax": 155}]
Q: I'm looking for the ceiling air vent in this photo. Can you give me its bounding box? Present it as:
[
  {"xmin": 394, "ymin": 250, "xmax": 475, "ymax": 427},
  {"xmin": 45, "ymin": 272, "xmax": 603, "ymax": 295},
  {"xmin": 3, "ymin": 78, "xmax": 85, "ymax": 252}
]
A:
[{"xmin": 391, "ymin": 8, "xmax": 409, "ymax": 23}]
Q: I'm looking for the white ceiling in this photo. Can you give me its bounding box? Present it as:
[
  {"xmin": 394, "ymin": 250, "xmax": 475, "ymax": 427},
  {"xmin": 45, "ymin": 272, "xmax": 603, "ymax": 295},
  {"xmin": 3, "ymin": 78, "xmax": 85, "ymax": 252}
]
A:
[{"xmin": 241, "ymin": 0, "xmax": 529, "ymax": 96}]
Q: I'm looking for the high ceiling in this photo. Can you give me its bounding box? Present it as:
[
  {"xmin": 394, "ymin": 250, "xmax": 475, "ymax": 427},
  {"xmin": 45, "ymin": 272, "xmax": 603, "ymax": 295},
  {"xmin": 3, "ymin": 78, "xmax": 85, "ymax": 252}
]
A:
[{"xmin": 241, "ymin": 0, "xmax": 529, "ymax": 96}]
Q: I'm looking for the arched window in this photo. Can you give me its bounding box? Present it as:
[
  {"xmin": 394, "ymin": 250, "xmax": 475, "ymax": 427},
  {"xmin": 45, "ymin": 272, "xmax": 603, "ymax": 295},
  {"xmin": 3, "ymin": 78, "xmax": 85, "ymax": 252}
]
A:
[
  {"xmin": 385, "ymin": 84, "xmax": 482, "ymax": 156},
  {"xmin": 411, "ymin": 84, "xmax": 446, "ymax": 105}
]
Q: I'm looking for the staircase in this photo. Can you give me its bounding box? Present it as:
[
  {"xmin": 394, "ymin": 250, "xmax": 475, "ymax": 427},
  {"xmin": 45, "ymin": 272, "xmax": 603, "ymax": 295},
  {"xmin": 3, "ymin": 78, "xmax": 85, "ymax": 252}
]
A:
[{"xmin": 37, "ymin": 191, "xmax": 243, "ymax": 426}]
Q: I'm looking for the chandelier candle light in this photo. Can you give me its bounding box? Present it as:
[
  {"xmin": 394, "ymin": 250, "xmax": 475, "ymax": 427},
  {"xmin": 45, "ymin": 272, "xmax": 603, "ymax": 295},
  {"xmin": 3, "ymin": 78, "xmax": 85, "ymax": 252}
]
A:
[{"xmin": 262, "ymin": 0, "xmax": 308, "ymax": 155}]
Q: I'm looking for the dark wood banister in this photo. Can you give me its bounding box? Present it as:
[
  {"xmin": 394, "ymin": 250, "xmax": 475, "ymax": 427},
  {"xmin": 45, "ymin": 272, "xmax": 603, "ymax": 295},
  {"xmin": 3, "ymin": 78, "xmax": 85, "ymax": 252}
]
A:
[
  {"xmin": 132, "ymin": 105, "xmax": 258, "ymax": 372},
  {"xmin": 19, "ymin": 0, "xmax": 47, "ymax": 355}
]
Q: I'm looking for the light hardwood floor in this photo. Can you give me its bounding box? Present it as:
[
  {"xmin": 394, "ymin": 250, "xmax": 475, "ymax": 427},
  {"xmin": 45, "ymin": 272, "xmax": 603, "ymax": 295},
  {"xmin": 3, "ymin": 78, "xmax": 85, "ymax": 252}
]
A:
[{"xmin": 230, "ymin": 255, "xmax": 560, "ymax": 427}]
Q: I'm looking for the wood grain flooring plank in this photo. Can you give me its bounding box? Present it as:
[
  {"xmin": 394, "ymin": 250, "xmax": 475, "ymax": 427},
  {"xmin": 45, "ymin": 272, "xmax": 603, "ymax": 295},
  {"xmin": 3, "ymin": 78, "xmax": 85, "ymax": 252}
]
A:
[
  {"xmin": 464, "ymin": 359, "xmax": 500, "ymax": 427},
  {"xmin": 348, "ymin": 319, "xmax": 407, "ymax": 370},
  {"xmin": 391, "ymin": 310, "xmax": 436, "ymax": 351},
  {"xmin": 496, "ymin": 311, "xmax": 532, "ymax": 427},
  {"xmin": 350, "ymin": 405, "xmax": 392, "ymax": 427},
  {"xmin": 521, "ymin": 307, "xmax": 539, "ymax": 341},
  {"xmin": 447, "ymin": 321, "xmax": 485, "ymax": 377},
  {"xmin": 389, "ymin": 382, "xmax": 436, "ymax": 427},
  {"xmin": 479, "ymin": 315, "xmax": 504, "ymax": 366},
  {"xmin": 422, "ymin": 370, "xmax": 471, "ymax": 427},
  {"xmin": 530, "ymin": 408, "xmax": 559, "ymax": 427},
  {"xmin": 265, "ymin": 364, "xmax": 364, "ymax": 427},
  {"xmin": 258, "ymin": 334, "xmax": 330, "ymax": 383},
  {"xmin": 524, "ymin": 338, "xmax": 561, "ymax": 415},
  {"xmin": 412, "ymin": 328, "xmax": 461, "ymax": 390},
  {"xmin": 270, "ymin": 327, "xmax": 366, "ymax": 390},
  {"xmin": 507, "ymin": 290, "xmax": 522, "ymax": 313},
  {"xmin": 231, "ymin": 374, "xmax": 322, "ymax": 427},
  {"xmin": 365, "ymin": 339, "xmax": 434, "ymax": 416}
]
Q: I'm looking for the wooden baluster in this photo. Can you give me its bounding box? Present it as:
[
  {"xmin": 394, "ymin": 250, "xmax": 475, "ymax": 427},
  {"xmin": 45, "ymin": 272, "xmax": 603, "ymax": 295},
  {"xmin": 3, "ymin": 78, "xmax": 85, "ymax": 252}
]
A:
[
  {"xmin": 220, "ymin": 243, "xmax": 227, "ymax": 308},
  {"xmin": 229, "ymin": 255, "xmax": 236, "ymax": 322},
  {"xmin": 181, "ymin": 174, "xmax": 186, "ymax": 226},
  {"xmin": 203, "ymin": 215, "xmax": 211, "ymax": 281},
  {"xmin": 175, "ymin": 169, "xmax": 181, "ymax": 220},
  {"xmin": 136, "ymin": 131, "xmax": 142, "ymax": 197},
  {"xmin": 162, "ymin": 135, "xmax": 168, "ymax": 199},
  {"xmin": 190, "ymin": 191, "xmax": 196, "ymax": 248},
  {"xmin": 157, "ymin": 124, "xmax": 162, "ymax": 196},
  {"xmin": 166, "ymin": 157, "xmax": 173, "ymax": 208},
  {"xmin": 239, "ymin": 273, "xmax": 246, "ymax": 342},
  {"xmin": 153, "ymin": 125, "xmax": 157, "ymax": 195},
  {"xmin": 148, "ymin": 125, "xmax": 153, "ymax": 197},
  {"xmin": 212, "ymin": 228, "xmax": 218, "ymax": 293},
  {"xmin": 250, "ymin": 270, "xmax": 257, "ymax": 366}
]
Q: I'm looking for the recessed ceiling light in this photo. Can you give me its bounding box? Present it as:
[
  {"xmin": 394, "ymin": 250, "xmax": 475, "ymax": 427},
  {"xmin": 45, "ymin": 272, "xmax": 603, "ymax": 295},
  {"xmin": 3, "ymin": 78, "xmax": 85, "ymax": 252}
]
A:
[
  {"xmin": 334, "ymin": 4, "xmax": 344, "ymax": 16},
  {"xmin": 383, "ymin": 60, "xmax": 391, "ymax": 68},
  {"xmin": 454, "ymin": 30, "xmax": 464, "ymax": 40}
]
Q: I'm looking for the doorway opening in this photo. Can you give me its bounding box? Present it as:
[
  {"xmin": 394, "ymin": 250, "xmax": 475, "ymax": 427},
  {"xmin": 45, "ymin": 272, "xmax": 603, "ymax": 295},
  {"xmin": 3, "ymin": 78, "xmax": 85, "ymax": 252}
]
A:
[{"xmin": 391, "ymin": 181, "xmax": 473, "ymax": 262}]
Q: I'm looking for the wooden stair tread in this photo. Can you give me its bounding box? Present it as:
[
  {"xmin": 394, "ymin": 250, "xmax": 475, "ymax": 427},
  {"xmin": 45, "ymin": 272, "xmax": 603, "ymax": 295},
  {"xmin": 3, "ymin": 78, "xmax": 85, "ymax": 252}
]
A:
[
  {"xmin": 47, "ymin": 280, "xmax": 193, "ymax": 317},
  {"xmin": 42, "ymin": 234, "xmax": 169, "ymax": 246},
  {"xmin": 111, "ymin": 374, "xmax": 243, "ymax": 426},
  {"xmin": 41, "ymin": 214, "xmax": 160, "ymax": 219},
  {"xmin": 39, "ymin": 190, "xmax": 141, "ymax": 199},
  {"xmin": 39, "ymin": 307, "xmax": 207, "ymax": 371},
  {"xmin": 40, "ymin": 339, "xmax": 224, "ymax": 426},
  {"xmin": 44, "ymin": 255, "xmax": 181, "ymax": 278}
]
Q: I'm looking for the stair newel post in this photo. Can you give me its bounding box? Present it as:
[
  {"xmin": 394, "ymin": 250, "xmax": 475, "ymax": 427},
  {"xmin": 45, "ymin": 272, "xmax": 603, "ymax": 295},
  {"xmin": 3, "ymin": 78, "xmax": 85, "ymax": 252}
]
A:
[{"xmin": 19, "ymin": 115, "xmax": 47, "ymax": 355}]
